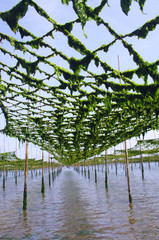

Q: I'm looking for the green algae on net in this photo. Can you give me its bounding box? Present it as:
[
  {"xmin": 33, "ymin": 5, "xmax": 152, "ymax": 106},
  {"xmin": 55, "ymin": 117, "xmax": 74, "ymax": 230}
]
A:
[
  {"xmin": 0, "ymin": 151, "xmax": 59, "ymax": 170},
  {"xmin": 0, "ymin": 0, "xmax": 159, "ymax": 165}
]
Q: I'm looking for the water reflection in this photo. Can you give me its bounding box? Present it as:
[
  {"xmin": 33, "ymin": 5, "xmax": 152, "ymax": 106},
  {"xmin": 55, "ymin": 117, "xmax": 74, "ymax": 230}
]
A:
[
  {"xmin": 1, "ymin": 163, "xmax": 159, "ymax": 239},
  {"xmin": 128, "ymin": 203, "xmax": 136, "ymax": 225},
  {"xmin": 55, "ymin": 170, "xmax": 95, "ymax": 239}
]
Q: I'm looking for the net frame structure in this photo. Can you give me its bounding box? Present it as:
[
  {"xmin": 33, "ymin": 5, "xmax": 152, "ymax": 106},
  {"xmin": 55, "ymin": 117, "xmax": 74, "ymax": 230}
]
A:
[{"xmin": 0, "ymin": 0, "xmax": 158, "ymax": 165}]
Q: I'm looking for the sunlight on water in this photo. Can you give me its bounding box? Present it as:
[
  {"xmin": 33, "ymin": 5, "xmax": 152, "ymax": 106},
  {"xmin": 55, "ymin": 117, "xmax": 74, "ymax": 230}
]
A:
[{"xmin": 1, "ymin": 162, "xmax": 159, "ymax": 239}]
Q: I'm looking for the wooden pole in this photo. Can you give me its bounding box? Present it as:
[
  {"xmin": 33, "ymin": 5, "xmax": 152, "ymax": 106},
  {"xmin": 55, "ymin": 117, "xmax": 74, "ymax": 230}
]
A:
[
  {"xmin": 23, "ymin": 84, "xmax": 30, "ymax": 210},
  {"xmin": 52, "ymin": 158, "xmax": 55, "ymax": 182},
  {"xmin": 118, "ymin": 55, "xmax": 121, "ymax": 84},
  {"xmin": 84, "ymin": 162, "xmax": 86, "ymax": 177},
  {"xmin": 118, "ymin": 56, "xmax": 132, "ymax": 202},
  {"xmin": 15, "ymin": 138, "xmax": 17, "ymax": 156},
  {"xmin": 15, "ymin": 167, "xmax": 17, "ymax": 185},
  {"xmin": 41, "ymin": 149, "xmax": 45, "ymax": 193},
  {"xmin": 87, "ymin": 158, "xmax": 90, "ymax": 179},
  {"xmin": 23, "ymin": 140, "xmax": 28, "ymax": 210},
  {"xmin": 114, "ymin": 146, "xmax": 117, "ymax": 175},
  {"xmin": 81, "ymin": 165, "xmax": 83, "ymax": 175},
  {"xmin": 4, "ymin": 134, "xmax": 5, "ymax": 154},
  {"xmin": 3, "ymin": 165, "xmax": 5, "ymax": 191},
  {"xmin": 48, "ymin": 152, "xmax": 51, "ymax": 187},
  {"xmin": 129, "ymin": 140, "xmax": 133, "ymax": 171},
  {"xmin": 139, "ymin": 136, "xmax": 144, "ymax": 180},
  {"xmin": 2, "ymin": 113, "xmax": 6, "ymax": 190},
  {"xmin": 125, "ymin": 140, "xmax": 132, "ymax": 203},
  {"xmin": 39, "ymin": 86, "xmax": 45, "ymax": 192},
  {"xmin": 94, "ymin": 155, "xmax": 97, "ymax": 183},
  {"xmin": 105, "ymin": 150, "xmax": 108, "ymax": 190}
]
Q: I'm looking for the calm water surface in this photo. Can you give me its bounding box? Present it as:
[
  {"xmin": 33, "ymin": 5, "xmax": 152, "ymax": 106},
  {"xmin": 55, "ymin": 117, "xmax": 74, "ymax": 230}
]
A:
[{"xmin": 1, "ymin": 162, "xmax": 159, "ymax": 239}]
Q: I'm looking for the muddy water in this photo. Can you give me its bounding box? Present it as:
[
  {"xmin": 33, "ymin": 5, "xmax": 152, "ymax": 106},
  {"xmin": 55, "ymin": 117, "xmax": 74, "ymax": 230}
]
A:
[{"xmin": 1, "ymin": 162, "xmax": 159, "ymax": 239}]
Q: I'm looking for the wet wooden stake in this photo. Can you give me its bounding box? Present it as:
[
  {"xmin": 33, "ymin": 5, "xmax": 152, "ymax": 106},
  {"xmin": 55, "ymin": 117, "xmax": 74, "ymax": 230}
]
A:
[
  {"xmin": 23, "ymin": 83, "xmax": 30, "ymax": 210},
  {"xmin": 148, "ymin": 155, "xmax": 151, "ymax": 169},
  {"xmin": 15, "ymin": 167, "xmax": 17, "ymax": 185},
  {"xmin": 23, "ymin": 140, "xmax": 28, "ymax": 210},
  {"xmin": 87, "ymin": 159, "xmax": 90, "ymax": 179},
  {"xmin": 94, "ymin": 155, "xmax": 97, "ymax": 183},
  {"xmin": 31, "ymin": 169, "xmax": 33, "ymax": 179},
  {"xmin": 119, "ymin": 56, "xmax": 132, "ymax": 202},
  {"xmin": 81, "ymin": 165, "xmax": 83, "ymax": 175},
  {"xmin": 41, "ymin": 149, "xmax": 45, "ymax": 194},
  {"xmin": 105, "ymin": 150, "xmax": 108, "ymax": 190},
  {"xmin": 2, "ymin": 132, "xmax": 6, "ymax": 189},
  {"xmin": 39, "ymin": 87, "xmax": 45, "ymax": 192},
  {"xmin": 139, "ymin": 137, "xmax": 144, "ymax": 180},
  {"xmin": 48, "ymin": 152, "xmax": 51, "ymax": 187},
  {"xmin": 84, "ymin": 164, "xmax": 86, "ymax": 177},
  {"xmin": 129, "ymin": 140, "xmax": 133, "ymax": 171},
  {"xmin": 125, "ymin": 140, "xmax": 132, "ymax": 204},
  {"xmin": 3, "ymin": 165, "xmax": 5, "ymax": 191},
  {"xmin": 4, "ymin": 134, "xmax": 5, "ymax": 153},
  {"xmin": 98, "ymin": 160, "xmax": 99, "ymax": 171},
  {"xmin": 52, "ymin": 159, "xmax": 55, "ymax": 183},
  {"xmin": 114, "ymin": 147, "xmax": 117, "ymax": 175}
]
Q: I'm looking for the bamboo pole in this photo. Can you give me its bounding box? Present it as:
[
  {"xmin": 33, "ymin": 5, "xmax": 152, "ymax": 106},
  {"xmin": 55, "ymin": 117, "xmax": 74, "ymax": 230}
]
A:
[{"xmin": 125, "ymin": 140, "xmax": 132, "ymax": 203}]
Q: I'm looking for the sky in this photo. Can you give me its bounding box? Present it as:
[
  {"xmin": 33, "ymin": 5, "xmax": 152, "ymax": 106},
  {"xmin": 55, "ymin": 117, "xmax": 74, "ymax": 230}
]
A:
[{"xmin": 0, "ymin": 0, "xmax": 159, "ymax": 160}]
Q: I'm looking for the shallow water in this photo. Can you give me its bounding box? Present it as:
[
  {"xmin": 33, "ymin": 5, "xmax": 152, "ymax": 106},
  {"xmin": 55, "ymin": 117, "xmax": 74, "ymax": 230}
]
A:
[{"xmin": 1, "ymin": 162, "xmax": 159, "ymax": 239}]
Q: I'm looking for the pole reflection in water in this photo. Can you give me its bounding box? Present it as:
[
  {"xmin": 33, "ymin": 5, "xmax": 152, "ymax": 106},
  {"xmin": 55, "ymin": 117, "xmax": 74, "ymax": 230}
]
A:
[
  {"xmin": 128, "ymin": 203, "xmax": 137, "ymax": 238},
  {"xmin": 1, "ymin": 163, "xmax": 159, "ymax": 239}
]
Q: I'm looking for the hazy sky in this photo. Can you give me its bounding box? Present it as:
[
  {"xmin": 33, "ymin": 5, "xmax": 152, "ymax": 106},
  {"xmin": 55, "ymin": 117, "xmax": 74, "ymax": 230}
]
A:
[{"xmin": 0, "ymin": 0, "xmax": 159, "ymax": 158}]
